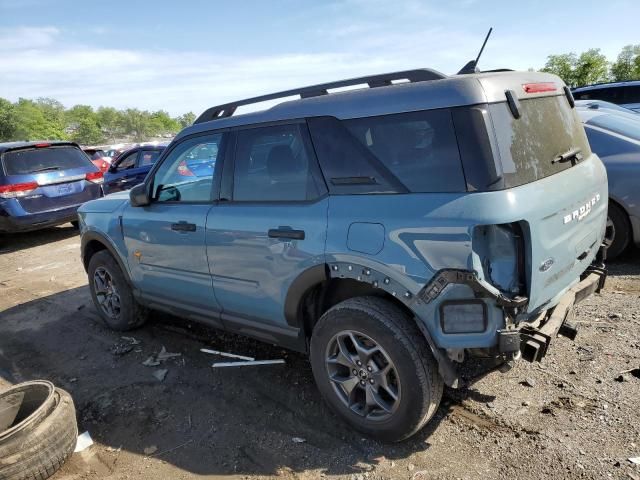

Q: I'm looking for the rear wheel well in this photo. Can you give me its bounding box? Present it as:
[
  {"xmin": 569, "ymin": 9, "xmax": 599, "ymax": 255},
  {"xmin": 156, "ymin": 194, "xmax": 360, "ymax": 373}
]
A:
[{"xmin": 299, "ymin": 278, "xmax": 415, "ymax": 341}]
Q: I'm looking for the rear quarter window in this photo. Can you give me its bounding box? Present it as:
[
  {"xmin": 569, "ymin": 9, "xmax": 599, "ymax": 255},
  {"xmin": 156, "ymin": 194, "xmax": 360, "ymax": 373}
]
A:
[
  {"xmin": 308, "ymin": 109, "xmax": 466, "ymax": 194},
  {"xmin": 2, "ymin": 146, "xmax": 93, "ymax": 175}
]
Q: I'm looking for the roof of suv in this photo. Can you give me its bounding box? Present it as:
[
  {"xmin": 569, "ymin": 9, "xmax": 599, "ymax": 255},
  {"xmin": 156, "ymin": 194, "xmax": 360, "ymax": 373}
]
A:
[
  {"xmin": 573, "ymin": 80, "xmax": 640, "ymax": 92},
  {"xmin": 179, "ymin": 70, "xmax": 562, "ymax": 141},
  {"xmin": 0, "ymin": 141, "xmax": 80, "ymax": 154}
]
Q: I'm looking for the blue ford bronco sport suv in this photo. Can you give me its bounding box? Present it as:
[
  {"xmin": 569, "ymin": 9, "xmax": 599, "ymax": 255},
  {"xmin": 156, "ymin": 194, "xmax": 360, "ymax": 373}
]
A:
[{"xmin": 79, "ymin": 68, "xmax": 608, "ymax": 441}]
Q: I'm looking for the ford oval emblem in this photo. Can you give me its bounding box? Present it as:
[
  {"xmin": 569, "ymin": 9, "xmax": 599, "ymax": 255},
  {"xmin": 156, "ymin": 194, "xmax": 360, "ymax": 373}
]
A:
[{"xmin": 539, "ymin": 258, "xmax": 555, "ymax": 272}]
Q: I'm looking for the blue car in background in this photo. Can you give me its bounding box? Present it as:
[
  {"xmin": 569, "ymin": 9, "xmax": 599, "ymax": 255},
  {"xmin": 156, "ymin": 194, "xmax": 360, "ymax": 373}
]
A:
[
  {"xmin": 103, "ymin": 144, "xmax": 167, "ymax": 194},
  {"xmin": 0, "ymin": 141, "xmax": 103, "ymax": 233},
  {"xmin": 577, "ymin": 107, "xmax": 640, "ymax": 258}
]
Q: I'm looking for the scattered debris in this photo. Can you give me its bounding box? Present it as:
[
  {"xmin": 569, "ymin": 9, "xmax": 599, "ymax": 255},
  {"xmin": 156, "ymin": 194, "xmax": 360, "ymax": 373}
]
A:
[
  {"xmin": 142, "ymin": 357, "xmax": 161, "ymax": 367},
  {"xmin": 110, "ymin": 342, "xmax": 133, "ymax": 356},
  {"xmin": 608, "ymin": 312, "xmax": 622, "ymax": 320},
  {"xmin": 520, "ymin": 377, "xmax": 536, "ymax": 388},
  {"xmin": 212, "ymin": 359, "xmax": 286, "ymax": 368},
  {"xmin": 143, "ymin": 445, "xmax": 158, "ymax": 455},
  {"xmin": 292, "ymin": 437, "xmax": 306, "ymax": 443},
  {"xmin": 152, "ymin": 369, "xmax": 168, "ymax": 382},
  {"xmin": 69, "ymin": 378, "xmax": 77, "ymax": 383},
  {"xmin": 157, "ymin": 346, "xmax": 181, "ymax": 361},
  {"xmin": 200, "ymin": 348, "xmax": 255, "ymax": 361},
  {"xmin": 121, "ymin": 336, "xmax": 140, "ymax": 345},
  {"xmin": 630, "ymin": 457, "xmax": 640, "ymax": 465},
  {"xmin": 74, "ymin": 431, "xmax": 93, "ymax": 453}
]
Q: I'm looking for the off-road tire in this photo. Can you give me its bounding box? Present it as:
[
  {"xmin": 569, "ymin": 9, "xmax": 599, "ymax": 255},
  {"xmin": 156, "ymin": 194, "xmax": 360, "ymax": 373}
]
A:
[
  {"xmin": 0, "ymin": 382, "xmax": 78, "ymax": 480},
  {"xmin": 606, "ymin": 202, "xmax": 631, "ymax": 260},
  {"xmin": 310, "ymin": 296, "xmax": 443, "ymax": 442},
  {"xmin": 88, "ymin": 250, "xmax": 148, "ymax": 331}
]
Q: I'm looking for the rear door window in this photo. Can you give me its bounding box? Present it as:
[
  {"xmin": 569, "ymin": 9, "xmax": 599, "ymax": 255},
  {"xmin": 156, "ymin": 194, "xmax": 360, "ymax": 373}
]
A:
[
  {"xmin": 2, "ymin": 146, "xmax": 93, "ymax": 175},
  {"xmin": 115, "ymin": 151, "xmax": 138, "ymax": 171},
  {"xmin": 489, "ymin": 95, "xmax": 591, "ymax": 188},
  {"xmin": 137, "ymin": 149, "xmax": 162, "ymax": 167}
]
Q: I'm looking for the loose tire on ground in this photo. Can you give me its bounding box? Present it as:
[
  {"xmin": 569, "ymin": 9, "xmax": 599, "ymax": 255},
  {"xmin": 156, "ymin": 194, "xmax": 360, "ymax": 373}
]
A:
[
  {"xmin": 606, "ymin": 202, "xmax": 631, "ymax": 260},
  {"xmin": 88, "ymin": 250, "xmax": 148, "ymax": 331},
  {"xmin": 310, "ymin": 296, "xmax": 443, "ymax": 442},
  {"xmin": 0, "ymin": 381, "xmax": 78, "ymax": 480}
]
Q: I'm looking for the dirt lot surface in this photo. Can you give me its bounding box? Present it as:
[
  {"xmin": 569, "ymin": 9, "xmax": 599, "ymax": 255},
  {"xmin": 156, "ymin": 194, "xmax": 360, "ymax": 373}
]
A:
[{"xmin": 1, "ymin": 225, "xmax": 639, "ymax": 480}]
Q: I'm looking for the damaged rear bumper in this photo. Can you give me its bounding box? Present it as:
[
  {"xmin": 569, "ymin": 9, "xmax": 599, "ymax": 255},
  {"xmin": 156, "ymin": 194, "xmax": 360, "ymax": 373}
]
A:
[{"xmin": 499, "ymin": 266, "xmax": 607, "ymax": 362}]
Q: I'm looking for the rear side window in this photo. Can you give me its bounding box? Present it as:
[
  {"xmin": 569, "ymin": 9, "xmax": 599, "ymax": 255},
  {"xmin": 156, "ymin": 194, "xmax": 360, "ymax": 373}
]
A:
[
  {"xmin": 308, "ymin": 111, "xmax": 466, "ymax": 194},
  {"xmin": 624, "ymin": 85, "xmax": 640, "ymax": 103},
  {"xmin": 232, "ymin": 123, "xmax": 325, "ymax": 202},
  {"xmin": 138, "ymin": 149, "xmax": 162, "ymax": 167},
  {"xmin": 2, "ymin": 146, "xmax": 92, "ymax": 175},
  {"xmin": 574, "ymin": 87, "xmax": 624, "ymax": 103},
  {"xmin": 343, "ymin": 110, "xmax": 466, "ymax": 193},
  {"xmin": 489, "ymin": 95, "xmax": 591, "ymax": 188}
]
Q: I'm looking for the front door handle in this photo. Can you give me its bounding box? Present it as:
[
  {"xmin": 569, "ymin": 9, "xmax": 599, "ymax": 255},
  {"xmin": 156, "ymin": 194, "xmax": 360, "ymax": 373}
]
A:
[
  {"xmin": 171, "ymin": 221, "xmax": 197, "ymax": 232},
  {"xmin": 268, "ymin": 227, "xmax": 305, "ymax": 240}
]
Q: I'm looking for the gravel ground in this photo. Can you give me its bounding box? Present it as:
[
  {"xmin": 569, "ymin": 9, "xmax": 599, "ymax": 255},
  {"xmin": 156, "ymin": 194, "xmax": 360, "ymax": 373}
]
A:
[{"xmin": 0, "ymin": 224, "xmax": 638, "ymax": 480}]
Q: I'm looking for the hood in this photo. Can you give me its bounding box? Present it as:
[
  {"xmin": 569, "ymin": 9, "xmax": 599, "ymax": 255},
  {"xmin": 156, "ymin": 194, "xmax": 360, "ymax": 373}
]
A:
[{"xmin": 78, "ymin": 190, "xmax": 130, "ymax": 213}]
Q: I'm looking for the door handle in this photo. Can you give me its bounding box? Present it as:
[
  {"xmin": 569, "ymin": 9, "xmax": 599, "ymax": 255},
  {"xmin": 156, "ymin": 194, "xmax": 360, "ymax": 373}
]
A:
[
  {"xmin": 171, "ymin": 221, "xmax": 197, "ymax": 232},
  {"xmin": 268, "ymin": 228, "xmax": 305, "ymax": 240}
]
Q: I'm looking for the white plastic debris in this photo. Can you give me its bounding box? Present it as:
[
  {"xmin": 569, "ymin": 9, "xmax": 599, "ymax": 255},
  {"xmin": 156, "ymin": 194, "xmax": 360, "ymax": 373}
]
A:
[
  {"xmin": 156, "ymin": 346, "xmax": 181, "ymax": 361},
  {"xmin": 630, "ymin": 457, "xmax": 640, "ymax": 465},
  {"xmin": 153, "ymin": 369, "xmax": 168, "ymax": 381},
  {"xmin": 200, "ymin": 348, "xmax": 255, "ymax": 361},
  {"xmin": 74, "ymin": 431, "xmax": 93, "ymax": 452},
  {"xmin": 121, "ymin": 336, "xmax": 140, "ymax": 345},
  {"xmin": 292, "ymin": 437, "xmax": 306, "ymax": 443},
  {"xmin": 142, "ymin": 357, "xmax": 161, "ymax": 367},
  {"xmin": 212, "ymin": 359, "xmax": 285, "ymax": 368}
]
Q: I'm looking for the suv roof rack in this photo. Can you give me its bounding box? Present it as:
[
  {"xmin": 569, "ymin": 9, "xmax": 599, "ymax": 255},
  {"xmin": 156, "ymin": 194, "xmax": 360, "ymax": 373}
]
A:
[{"xmin": 194, "ymin": 68, "xmax": 447, "ymax": 124}]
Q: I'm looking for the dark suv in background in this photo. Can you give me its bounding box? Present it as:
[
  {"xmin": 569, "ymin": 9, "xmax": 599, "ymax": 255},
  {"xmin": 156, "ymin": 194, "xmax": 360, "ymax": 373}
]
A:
[
  {"xmin": 0, "ymin": 141, "xmax": 103, "ymax": 234},
  {"xmin": 573, "ymin": 80, "xmax": 640, "ymax": 113}
]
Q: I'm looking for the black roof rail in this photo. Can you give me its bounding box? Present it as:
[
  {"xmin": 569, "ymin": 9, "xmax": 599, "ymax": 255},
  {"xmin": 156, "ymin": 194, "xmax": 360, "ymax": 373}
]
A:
[{"xmin": 194, "ymin": 68, "xmax": 447, "ymax": 124}]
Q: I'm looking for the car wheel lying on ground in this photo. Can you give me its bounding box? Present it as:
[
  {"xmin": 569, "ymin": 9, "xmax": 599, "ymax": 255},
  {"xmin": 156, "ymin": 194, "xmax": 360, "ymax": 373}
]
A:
[
  {"xmin": 0, "ymin": 380, "xmax": 77, "ymax": 480},
  {"xmin": 79, "ymin": 67, "xmax": 608, "ymax": 441}
]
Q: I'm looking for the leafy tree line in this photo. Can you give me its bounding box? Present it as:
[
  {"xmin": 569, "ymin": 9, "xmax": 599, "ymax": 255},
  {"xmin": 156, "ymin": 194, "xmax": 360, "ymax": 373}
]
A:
[
  {"xmin": 541, "ymin": 44, "xmax": 640, "ymax": 88},
  {"xmin": 0, "ymin": 97, "xmax": 197, "ymax": 144}
]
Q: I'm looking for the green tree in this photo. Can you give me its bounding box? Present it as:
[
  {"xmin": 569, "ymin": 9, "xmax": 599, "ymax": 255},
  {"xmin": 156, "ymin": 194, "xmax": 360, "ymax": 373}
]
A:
[
  {"xmin": 96, "ymin": 107, "xmax": 124, "ymax": 142},
  {"xmin": 149, "ymin": 110, "xmax": 180, "ymax": 134},
  {"xmin": 611, "ymin": 44, "xmax": 640, "ymax": 81},
  {"xmin": 121, "ymin": 109, "xmax": 155, "ymax": 142},
  {"xmin": 541, "ymin": 49, "xmax": 610, "ymax": 87},
  {"xmin": 0, "ymin": 98, "xmax": 18, "ymax": 141},
  {"xmin": 177, "ymin": 112, "xmax": 196, "ymax": 128},
  {"xmin": 574, "ymin": 49, "xmax": 609, "ymax": 86},
  {"xmin": 72, "ymin": 118, "xmax": 104, "ymax": 145},
  {"xmin": 542, "ymin": 53, "xmax": 578, "ymax": 86},
  {"xmin": 13, "ymin": 98, "xmax": 67, "ymax": 140}
]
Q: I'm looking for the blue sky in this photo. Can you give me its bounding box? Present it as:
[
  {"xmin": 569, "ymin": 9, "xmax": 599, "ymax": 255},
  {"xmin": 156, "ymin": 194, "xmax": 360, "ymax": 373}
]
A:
[{"xmin": 1, "ymin": 0, "xmax": 638, "ymax": 115}]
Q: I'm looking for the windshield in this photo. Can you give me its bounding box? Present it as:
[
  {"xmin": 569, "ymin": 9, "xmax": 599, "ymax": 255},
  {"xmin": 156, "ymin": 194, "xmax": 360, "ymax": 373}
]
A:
[
  {"xmin": 2, "ymin": 146, "xmax": 93, "ymax": 175},
  {"xmin": 489, "ymin": 95, "xmax": 591, "ymax": 188},
  {"xmin": 586, "ymin": 113, "xmax": 640, "ymax": 142}
]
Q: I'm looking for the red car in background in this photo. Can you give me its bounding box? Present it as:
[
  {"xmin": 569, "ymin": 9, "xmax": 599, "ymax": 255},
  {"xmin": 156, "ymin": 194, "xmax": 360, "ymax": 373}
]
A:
[{"xmin": 82, "ymin": 148, "xmax": 111, "ymax": 173}]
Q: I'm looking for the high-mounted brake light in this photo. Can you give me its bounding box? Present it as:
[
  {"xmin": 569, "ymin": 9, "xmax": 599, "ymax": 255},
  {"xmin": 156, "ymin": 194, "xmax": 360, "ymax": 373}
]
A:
[
  {"xmin": 34, "ymin": 143, "xmax": 51, "ymax": 148},
  {"xmin": 522, "ymin": 82, "xmax": 557, "ymax": 94},
  {"xmin": 85, "ymin": 171, "xmax": 104, "ymax": 184},
  {"xmin": 0, "ymin": 182, "xmax": 39, "ymax": 199}
]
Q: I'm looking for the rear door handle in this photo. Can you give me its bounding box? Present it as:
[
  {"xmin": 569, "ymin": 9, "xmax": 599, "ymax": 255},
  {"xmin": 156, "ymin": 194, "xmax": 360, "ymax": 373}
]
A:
[
  {"xmin": 171, "ymin": 221, "xmax": 197, "ymax": 232},
  {"xmin": 268, "ymin": 228, "xmax": 305, "ymax": 240}
]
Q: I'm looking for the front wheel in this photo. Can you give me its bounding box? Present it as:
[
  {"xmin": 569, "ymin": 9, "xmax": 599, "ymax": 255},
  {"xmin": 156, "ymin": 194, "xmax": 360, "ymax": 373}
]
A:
[
  {"xmin": 310, "ymin": 297, "xmax": 443, "ymax": 442},
  {"xmin": 87, "ymin": 250, "xmax": 148, "ymax": 331}
]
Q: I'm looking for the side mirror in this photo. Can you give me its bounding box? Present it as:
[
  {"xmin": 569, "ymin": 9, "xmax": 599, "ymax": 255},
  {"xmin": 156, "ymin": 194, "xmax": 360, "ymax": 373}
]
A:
[{"xmin": 130, "ymin": 183, "xmax": 151, "ymax": 207}]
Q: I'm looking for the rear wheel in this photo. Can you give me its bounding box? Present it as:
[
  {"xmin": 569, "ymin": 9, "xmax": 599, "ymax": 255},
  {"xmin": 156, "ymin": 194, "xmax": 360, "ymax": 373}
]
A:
[
  {"xmin": 605, "ymin": 202, "xmax": 631, "ymax": 260},
  {"xmin": 88, "ymin": 250, "xmax": 147, "ymax": 330},
  {"xmin": 310, "ymin": 296, "xmax": 443, "ymax": 442}
]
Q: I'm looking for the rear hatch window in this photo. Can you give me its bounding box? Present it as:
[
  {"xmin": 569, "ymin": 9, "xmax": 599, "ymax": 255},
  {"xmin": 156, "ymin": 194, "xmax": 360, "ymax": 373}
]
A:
[
  {"xmin": 2, "ymin": 145, "xmax": 93, "ymax": 175},
  {"xmin": 489, "ymin": 95, "xmax": 591, "ymax": 188}
]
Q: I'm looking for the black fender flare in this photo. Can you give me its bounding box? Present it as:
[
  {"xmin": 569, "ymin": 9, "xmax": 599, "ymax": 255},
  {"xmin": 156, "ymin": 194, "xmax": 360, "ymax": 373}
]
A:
[
  {"xmin": 81, "ymin": 230, "xmax": 134, "ymax": 287},
  {"xmin": 284, "ymin": 264, "xmax": 327, "ymax": 328}
]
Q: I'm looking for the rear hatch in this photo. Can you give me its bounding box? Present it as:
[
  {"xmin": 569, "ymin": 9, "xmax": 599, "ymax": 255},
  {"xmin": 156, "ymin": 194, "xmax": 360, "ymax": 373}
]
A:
[
  {"xmin": 483, "ymin": 80, "xmax": 607, "ymax": 312},
  {"xmin": 0, "ymin": 144, "xmax": 103, "ymax": 213}
]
